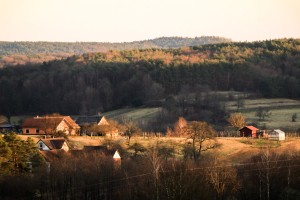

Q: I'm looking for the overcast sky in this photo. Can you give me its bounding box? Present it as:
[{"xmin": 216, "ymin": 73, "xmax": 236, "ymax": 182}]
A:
[{"xmin": 1, "ymin": 0, "xmax": 299, "ymax": 42}]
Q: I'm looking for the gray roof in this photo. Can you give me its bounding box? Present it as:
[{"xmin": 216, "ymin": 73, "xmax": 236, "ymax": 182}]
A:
[
  {"xmin": 0, "ymin": 123, "xmax": 14, "ymax": 128},
  {"xmin": 76, "ymin": 116, "xmax": 103, "ymax": 125},
  {"xmin": 273, "ymin": 129, "xmax": 285, "ymax": 134},
  {"xmin": 38, "ymin": 138, "xmax": 68, "ymax": 150}
]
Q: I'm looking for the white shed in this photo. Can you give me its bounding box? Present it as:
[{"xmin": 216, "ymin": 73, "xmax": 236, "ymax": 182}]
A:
[{"xmin": 268, "ymin": 129, "xmax": 285, "ymax": 141}]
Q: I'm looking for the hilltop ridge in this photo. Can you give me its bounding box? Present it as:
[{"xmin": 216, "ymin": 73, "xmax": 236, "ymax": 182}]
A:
[{"xmin": 0, "ymin": 36, "xmax": 231, "ymax": 56}]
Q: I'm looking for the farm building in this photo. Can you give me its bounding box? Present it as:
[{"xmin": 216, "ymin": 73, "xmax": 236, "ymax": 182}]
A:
[
  {"xmin": 37, "ymin": 137, "xmax": 70, "ymax": 151},
  {"xmin": 76, "ymin": 115, "xmax": 109, "ymax": 126},
  {"xmin": 22, "ymin": 116, "xmax": 80, "ymax": 135},
  {"xmin": 76, "ymin": 115, "xmax": 118, "ymax": 137},
  {"xmin": 37, "ymin": 138, "xmax": 71, "ymax": 168},
  {"xmin": 239, "ymin": 126, "xmax": 259, "ymax": 137},
  {"xmin": 268, "ymin": 129, "xmax": 285, "ymax": 141},
  {"xmin": 0, "ymin": 123, "xmax": 14, "ymax": 133}
]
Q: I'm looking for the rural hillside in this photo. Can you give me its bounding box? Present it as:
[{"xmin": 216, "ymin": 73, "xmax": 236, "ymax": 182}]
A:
[
  {"xmin": 0, "ymin": 36, "xmax": 231, "ymax": 55},
  {"xmin": 0, "ymin": 36, "xmax": 231, "ymax": 67},
  {"xmin": 0, "ymin": 39, "xmax": 299, "ymax": 119},
  {"xmin": 1, "ymin": 37, "xmax": 300, "ymax": 200},
  {"xmin": 2, "ymin": 0, "xmax": 300, "ymax": 199}
]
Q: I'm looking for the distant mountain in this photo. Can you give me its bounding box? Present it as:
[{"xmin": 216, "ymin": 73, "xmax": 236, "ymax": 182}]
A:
[{"xmin": 0, "ymin": 36, "xmax": 231, "ymax": 56}]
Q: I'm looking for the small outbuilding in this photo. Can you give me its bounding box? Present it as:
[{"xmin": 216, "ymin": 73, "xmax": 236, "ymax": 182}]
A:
[
  {"xmin": 0, "ymin": 123, "xmax": 14, "ymax": 133},
  {"xmin": 268, "ymin": 129, "xmax": 285, "ymax": 141},
  {"xmin": 76, "ymin": 115, "xmax": 109, "ymax": 126},
  {"xmin": 76, "ymin": 115, "xmax": 118, "ymax": 137},
  {"xmin": 37, "ymin": 138, "xmax": 70, "ymax": 151},
  {"xmin": 239, "ymin": 126, "xmax": 259, "ymax": 137}
]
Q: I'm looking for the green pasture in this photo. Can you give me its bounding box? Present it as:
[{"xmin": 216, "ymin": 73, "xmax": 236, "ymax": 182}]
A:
[
  {"xmin": 102, "ymin": 97, "xmax": 300, "ymax": 131},
  {"xmin": 8, "ymin": 92, "xmax": 300, "ymax": 132},
  {"xmin": 239, "ymin": 138, "xmax": 281, "ymax": 148},
  {"xmin": 103, "ymin": 107, "xmax": 162, "ymax": 122},
  {"xmin": 226, "ymin": 98, "xmax": 300, "ymax": 111},
  {"xmin": 226, "ymin": 98, "xmax": 300, "ymax": 130}
]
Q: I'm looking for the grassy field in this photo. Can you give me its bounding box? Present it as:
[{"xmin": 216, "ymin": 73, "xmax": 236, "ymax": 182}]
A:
[
  {"xmin": 102, "ymin": 107, "xmax": 162, "ymax": 122},
  {"xmin": 226, "ymin": 98, "xmax": 300, "ymax": 130},
  {"xmin": 102, "ymin": 97, "xmax": 300, "ymax": 131}
]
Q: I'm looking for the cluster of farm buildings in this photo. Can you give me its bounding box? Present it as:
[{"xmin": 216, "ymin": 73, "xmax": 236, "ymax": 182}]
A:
[
  {"xmin": 0, "ymin": 115, "xmax": 287, "ymax": 142},
  {"xmin": 0, "ymin": 115, "xmax": 121, "ymax": 164},
  {"xmin": 0, "ymin": 114, "xmax": 119, "ymax": 135},
  {"xmin": 0, "ymin": 115, "xmax": 286, "ymax": 140},
  {"xmin": 0, "ymin": 115, "xmax": 288, "ymax": 184},
  {"xmin": 0, "ymin": 115, "xmax": 286, "ymax": 163},
  {"xmin": 239, "ymin": 125, "xmax": 285, "ymax": 141}
]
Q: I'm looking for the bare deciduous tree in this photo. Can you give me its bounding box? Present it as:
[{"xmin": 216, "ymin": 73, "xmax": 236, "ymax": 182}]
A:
[
  {"xmin": 256, "ymin": 107, "xmax": 272, "ymax": 121},
  {"xmin": 184, "ymin": 121, "xmax": 216, "ymax": 160},
  {"xmin": 205, "ymin": 158, "xmax": 240, "ymax": 200},
  {"xmin": 148, "ymin": 146, "xmax": 162, "ymax": 200},
  {"xmin": 122, "ymin": 120, "xmax": 140, "ymax": 144},
  {"xmin": 227, "ymin": 113, "xmax": 246, "ymax": 136},
  {"xmin": 160, "ymin": 160, "xmax": 198, "ymax": 200},
  {"xmin": 291, "ymin": 113, "xmax": 297, "ymax": 122},
  {"xmin": 173, "ymin": 117, "xmax": 187, "ymax": 137},
  {"xmin": 255, "ymin": 144, "xmax": 279, "ymax": 200}
]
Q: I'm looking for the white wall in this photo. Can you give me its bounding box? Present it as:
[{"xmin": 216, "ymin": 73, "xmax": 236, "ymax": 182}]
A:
[{"xmin": 37, "ymin": 141, "xmax": 50, "ymax": 150}]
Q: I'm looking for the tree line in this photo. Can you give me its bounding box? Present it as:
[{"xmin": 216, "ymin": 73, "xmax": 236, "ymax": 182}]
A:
[
  {"xmin": 0, "ymin": 36, "xmax": 231, "ymax": 56},
  {"xmin": 0, "ymin": 36, "xmax": 231, "ymax": 67}
]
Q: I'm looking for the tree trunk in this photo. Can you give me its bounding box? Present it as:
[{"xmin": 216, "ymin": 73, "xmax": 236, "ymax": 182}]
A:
[{"xmin": 192, "ymin": 138, "xmax": 196, "ymax": 160}]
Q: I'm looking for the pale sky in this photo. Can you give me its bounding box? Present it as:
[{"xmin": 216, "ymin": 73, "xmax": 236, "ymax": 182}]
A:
[{"xmin": 0, "ymin": 0, "xmax": 299, "ymax": 42}]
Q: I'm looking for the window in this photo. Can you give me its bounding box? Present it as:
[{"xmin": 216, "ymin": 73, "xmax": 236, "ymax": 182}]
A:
[
  {"xmin": 39, "ymin": 143, "xmax": 43, "ymax": 150},
  {"xmin": 26, "ymin": 129, "xmax": 29, "ymax": 133},
  {"xmin": 36, "ymin": 129, "xmax": 39, "ymax": 133}
]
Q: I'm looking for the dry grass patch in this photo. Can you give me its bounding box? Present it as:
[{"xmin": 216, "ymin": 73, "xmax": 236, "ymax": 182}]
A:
[{"xmin": 15, "ymin": 134, "xmax": 300, "ymax": 164}]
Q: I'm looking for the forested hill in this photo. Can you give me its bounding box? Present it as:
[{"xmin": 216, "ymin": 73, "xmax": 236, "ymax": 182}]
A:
[
  {"xmin": 0, "ymin": 39, "xmax": 299, "ymax": 117},
  {"xmin": 0, "ymin": 36, "xmax": 231, "ymax": 56}
]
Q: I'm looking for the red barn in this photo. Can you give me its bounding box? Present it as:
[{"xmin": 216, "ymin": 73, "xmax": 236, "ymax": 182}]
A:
[{"xmin": 239, "ymin": 126, "xmax": 259, "ymax": 137}]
